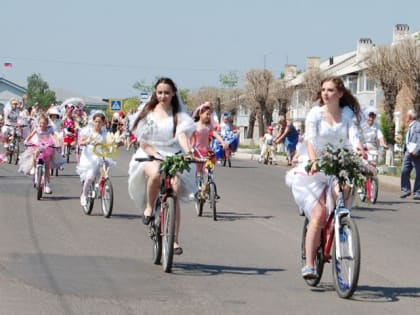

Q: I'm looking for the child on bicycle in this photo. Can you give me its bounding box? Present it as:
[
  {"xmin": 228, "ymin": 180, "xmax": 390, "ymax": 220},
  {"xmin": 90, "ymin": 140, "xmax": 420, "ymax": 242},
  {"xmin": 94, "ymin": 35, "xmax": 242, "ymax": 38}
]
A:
[
  {"xmin": 20, "ymin": 114, "xmax": 60, "ymax": 194},
  {"xmin": 258, "ymin": 125, "xmax": 277, "ymax": 164},
  {"xmin": 77, "ymin": 111, "xmax": 116, "ymax": 208},
  {"xmin": 191, "ymin": 103, "xmax": 228, "ymax": 198}
]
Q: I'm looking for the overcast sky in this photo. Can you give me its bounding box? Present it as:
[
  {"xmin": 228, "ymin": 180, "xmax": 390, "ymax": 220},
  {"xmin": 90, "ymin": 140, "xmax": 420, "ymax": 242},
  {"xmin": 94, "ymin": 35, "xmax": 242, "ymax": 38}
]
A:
[{"xmin": 1, "ymin": 0, "xmax": 419, "ymax": 98}]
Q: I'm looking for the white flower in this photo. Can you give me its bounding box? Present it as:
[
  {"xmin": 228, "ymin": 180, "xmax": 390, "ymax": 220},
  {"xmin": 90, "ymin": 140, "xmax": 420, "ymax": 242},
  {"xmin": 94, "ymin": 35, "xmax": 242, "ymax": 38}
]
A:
[{"xmin": 339, "ymin": 170, "xmax": 348, "ymax": 178}]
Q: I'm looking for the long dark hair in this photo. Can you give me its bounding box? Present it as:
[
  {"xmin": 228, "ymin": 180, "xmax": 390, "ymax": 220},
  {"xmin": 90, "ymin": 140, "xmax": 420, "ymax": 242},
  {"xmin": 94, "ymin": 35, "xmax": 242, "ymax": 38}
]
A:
[
  {"xmin": 316, "ymin": 76, "xmax": 361, "ymax": 121},
  {"xmin": 131, "ymin": 77, "xmax": 180, "ymax": 136}
]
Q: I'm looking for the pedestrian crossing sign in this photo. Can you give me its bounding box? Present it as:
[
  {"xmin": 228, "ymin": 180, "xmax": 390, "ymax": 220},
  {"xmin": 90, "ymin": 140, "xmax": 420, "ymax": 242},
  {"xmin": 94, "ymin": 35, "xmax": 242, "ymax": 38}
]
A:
[{"xmin": 109, "ymin": 99, "xmax": 122, "ymax": 111}]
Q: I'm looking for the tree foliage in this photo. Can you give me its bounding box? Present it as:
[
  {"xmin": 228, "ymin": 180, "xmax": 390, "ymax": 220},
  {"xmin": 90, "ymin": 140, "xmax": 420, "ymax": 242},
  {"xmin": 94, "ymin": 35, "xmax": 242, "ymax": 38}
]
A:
[
  {"xmin": 26, "ymin": 73, "xmax": 56, "ymax": 109},
  {"xmin": 366, "ymin": 46, "xmax": 403, "ymax": 145},
  {"xmin": 245, "ymin": 69, "xmax": 274, "ymax": 137},
  {"xmin": 272, "ymin": 79, "xmax": 294, "ymax": 116},
  {"xmin": 219, "ymin": 70, "xmax": 239, "ymax": 88},
  {"xmin": 393, "ymin": 37, "xmax": 420, "ymax": 114}
]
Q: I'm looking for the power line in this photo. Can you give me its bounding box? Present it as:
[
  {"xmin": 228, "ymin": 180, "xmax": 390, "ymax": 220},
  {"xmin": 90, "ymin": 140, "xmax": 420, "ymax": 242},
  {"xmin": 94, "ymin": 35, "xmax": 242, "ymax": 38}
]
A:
[{"xmin": 0, "ymin": 55, "xmax": 231, "ymax": 73}]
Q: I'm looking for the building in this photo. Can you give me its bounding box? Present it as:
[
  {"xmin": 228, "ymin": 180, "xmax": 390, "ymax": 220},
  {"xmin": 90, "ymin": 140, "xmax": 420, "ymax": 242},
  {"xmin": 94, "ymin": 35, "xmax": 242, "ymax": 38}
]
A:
[
  {"xmin": 0, "ymin": 77, "xmax": 26, "ymax": 113},
  {"xmin": 287, "ymin": 24, "xmax": 419, "ymax": 136}
]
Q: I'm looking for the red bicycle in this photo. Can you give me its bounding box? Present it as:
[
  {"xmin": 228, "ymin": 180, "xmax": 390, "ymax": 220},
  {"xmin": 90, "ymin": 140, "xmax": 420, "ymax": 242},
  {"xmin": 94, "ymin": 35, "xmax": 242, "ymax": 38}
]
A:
[
  {"xmin": 301, "ymin": 182, "xmax": 361, "ymax": 299},
  {"xmin": 135, "ymin": 154, "xmax": 194, "ymax": 273}
]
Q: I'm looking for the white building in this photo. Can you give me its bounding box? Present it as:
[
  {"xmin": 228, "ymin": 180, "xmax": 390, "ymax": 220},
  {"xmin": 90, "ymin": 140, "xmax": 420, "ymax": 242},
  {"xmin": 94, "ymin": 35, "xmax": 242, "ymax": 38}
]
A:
[{"xmin": 0, "ymin": 77, "xmax": 26, "ymax": 113}]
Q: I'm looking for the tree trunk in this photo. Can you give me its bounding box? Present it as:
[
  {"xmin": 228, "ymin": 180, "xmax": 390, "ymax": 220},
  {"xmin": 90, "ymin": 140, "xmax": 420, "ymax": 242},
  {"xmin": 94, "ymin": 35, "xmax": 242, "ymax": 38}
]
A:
[
  {"xmin": 247, "ymin": 109, "xmax": 256, "ymax": 139},
  {"xmin": 382, "ymin": 85, "xmax": 398, "ymax": 146},
  {"xmin": 257, "ymin": 109, "xmax": 265, "ymax": 137},
  {"xmin": 215, "ymin": 97, "xmax": 222, "ymax": 124}
]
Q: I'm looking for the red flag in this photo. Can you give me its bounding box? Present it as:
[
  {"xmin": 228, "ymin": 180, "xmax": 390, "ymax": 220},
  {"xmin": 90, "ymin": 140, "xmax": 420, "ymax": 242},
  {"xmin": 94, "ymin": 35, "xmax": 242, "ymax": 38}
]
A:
[{"xmin": 4, "ymin": 62, "xmax": 12, "ymax": 68}]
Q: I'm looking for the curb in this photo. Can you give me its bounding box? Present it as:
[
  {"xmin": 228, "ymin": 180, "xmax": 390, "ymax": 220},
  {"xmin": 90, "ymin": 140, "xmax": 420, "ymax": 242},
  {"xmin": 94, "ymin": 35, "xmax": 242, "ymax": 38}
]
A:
[{"xmin": 234, "ymin": 150, "xmax": 403, "ymax": 193}]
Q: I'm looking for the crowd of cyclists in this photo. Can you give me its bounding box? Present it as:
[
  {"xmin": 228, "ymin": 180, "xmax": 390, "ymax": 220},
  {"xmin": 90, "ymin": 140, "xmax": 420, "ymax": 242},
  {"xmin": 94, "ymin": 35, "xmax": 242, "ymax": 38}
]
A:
[{"xmin": 0, "ymin": 76, "xmax": 391, "ymax": 286}]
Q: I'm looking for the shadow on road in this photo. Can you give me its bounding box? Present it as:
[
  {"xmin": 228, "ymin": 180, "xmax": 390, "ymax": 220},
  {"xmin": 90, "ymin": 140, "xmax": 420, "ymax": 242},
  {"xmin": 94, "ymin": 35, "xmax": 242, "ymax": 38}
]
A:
[
  {"xmin": 354, "ymin": 285, "xmax": 420, "ymax": 302},
  {"xmin": 174, "ymin": 262, "xmax": 284, "ymax": 276},
  {"xmin": 110, "ymin": 213, "xmax": 141, "ymax": 220},
  {"xmin": 214, "ymin": 211, "xmax": 274, "ymax": 221},
  {"xmin": 304, "ymin": 283, "xmax": 420, "ymax": 302}
]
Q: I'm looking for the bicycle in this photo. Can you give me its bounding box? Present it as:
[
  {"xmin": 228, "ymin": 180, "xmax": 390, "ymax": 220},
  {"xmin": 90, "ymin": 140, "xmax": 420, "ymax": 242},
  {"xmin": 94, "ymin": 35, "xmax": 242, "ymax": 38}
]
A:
[
  {"xmin": 357, "ymin": 152, "xmax": 379, "ymax": 204},
  {"xmin": 26, "ymin": 143, "xmax": 57, "ymax": 200},
  {"xmin": 301, "ymin": 181, "xmax": 361, "ymax": 299},
  {"xmin": 135, "ymin": 154, "xmax": 194, "ymax": 273},
  {"xmin": 62, "ymin": 127, "xmax": 78, "ymax": 163},
  {"xmin": 194, "ymin": 150, "xmax": 218, "ymax": 221},
  {"xmin": 83, "ymin": 143, "xmax": 116, "ymax": 218},
  {"xmin": 5, "ymin": 123, "xmax": 25, "ymax": 165}
]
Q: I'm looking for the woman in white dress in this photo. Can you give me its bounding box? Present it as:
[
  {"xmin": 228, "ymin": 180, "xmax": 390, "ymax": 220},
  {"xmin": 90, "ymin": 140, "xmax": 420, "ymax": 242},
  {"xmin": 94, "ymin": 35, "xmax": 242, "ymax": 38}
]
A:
[
  {"xmin": 286, "ymin": 76, "xmax": 365, "ymax": 279},
  {"xmin": 128, "ymin": 77, "xmax": 195, "ymax": 255}
]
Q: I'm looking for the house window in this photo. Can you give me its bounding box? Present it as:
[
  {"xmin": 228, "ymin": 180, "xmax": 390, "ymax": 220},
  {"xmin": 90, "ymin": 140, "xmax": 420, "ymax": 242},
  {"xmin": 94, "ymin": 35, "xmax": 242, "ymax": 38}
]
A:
[
  {"xmin": 348, "ymin": 76, "xmax": 357, "ymax": 94},
  {"xmin": 366, "ymin": 78, "xmax": 375, "ymax": 91},
  {"xmin": 358, "ymin": 73, "xmax": 366, "ymax": 92}
]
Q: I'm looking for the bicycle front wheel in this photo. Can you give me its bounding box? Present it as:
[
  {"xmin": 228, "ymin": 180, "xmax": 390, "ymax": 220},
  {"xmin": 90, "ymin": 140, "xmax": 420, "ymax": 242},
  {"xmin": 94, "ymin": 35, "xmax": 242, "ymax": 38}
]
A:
[
  {"xmin": 368, "ymin": 177, "xmax": 378, "ymax": 204},
  {"xmin": 36, "ymin": 166, "xmax": 43, "ymax": 200},
  {"xmin": 162, "ymin": 196, "xmax": 176, "ymax": 273},
  {"xmin": 209, "ymin": 182, "xmax": 217, "ymax": 221},
  {"xmin": 84, "ymin": 181, "xmax": 95, "ymax": 215},
  {"xmin": 301, "ymin": 218, "xmax": 324, "ymax": 287},
  {"xmin": 14, "ymin": 139, "xmax": 20, "ymax": 165},
  {"xmin": 332, "ymin": 216, "xmax": 361, "ymax": 299},
  {"xmin": 101, "ymin": 178, "xmax": 114, "ymax": 218}
]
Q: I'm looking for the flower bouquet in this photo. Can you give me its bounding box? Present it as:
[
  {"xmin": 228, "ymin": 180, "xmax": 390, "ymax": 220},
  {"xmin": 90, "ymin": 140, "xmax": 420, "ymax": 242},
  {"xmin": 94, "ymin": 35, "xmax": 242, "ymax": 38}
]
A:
[{"xmin": 305, "ymin": 142, "xmax": 365, "ymax": 188}]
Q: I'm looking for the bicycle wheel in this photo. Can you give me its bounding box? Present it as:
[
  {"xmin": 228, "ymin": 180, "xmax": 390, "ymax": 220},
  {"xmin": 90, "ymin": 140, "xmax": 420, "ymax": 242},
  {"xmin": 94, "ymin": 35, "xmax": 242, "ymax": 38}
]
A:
[
  {"xmin": 195, "ymin": 177, "xmax": 204, "ymax": 216},
  {"xmin": 66, "ymin": 145, "xmax": 71, "ymax": 163},
  {"xmin": 301, "ymin": 218, "xmax": 324, "ymax": 287},
  {"xmin": 368, "ymin": 177, "xmax": 378, "ymax": 204},
  {"xmin": 162, "ymin": 196, "xmax": 176, "ymax": 273},
  {"xmin": 332, "ymin": 216, "xmax": 361, "ymax": 299},
  {"xmin": 14, "ymin": 139, "xmax": 20, "ymax": 165},
  {"xmin": 101, "ymin": 178, "xmax": 114, "ymax": 218},
  {"xmin": 36, "ymin": 166, "xmax": 43, "ymax": 200},
  {"xmin": 84, "ymin": 181, "xmax": 95, "ymax": 215},
  {"xmin": 195, "ymin": 195, "xmax": 204, "ymax": 216},
  {"xmin": 209, "ymin": 182, "xmax": 217, "ymax": 221},
  {"xmin": 152, "ymin": 198, "xmax": 162, "ymax": 265},
  {"xmin": 7, "ymin": 146, "xmax": 13, "ymax": 164}
]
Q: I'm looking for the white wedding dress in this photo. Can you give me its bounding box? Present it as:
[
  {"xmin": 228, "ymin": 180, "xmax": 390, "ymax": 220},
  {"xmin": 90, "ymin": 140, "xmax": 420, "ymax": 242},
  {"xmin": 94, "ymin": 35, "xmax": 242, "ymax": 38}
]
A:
[{"xmin": 285, "ymin": 105, "xmax": 362, "ymax": 218}]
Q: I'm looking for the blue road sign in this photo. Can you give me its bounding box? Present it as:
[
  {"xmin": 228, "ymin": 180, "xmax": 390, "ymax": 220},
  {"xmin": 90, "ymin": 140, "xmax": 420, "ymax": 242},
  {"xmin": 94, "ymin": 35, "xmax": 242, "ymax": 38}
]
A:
[{"xmin": 110, "ymin": 99, "xmax": 122, "ymax": 111}]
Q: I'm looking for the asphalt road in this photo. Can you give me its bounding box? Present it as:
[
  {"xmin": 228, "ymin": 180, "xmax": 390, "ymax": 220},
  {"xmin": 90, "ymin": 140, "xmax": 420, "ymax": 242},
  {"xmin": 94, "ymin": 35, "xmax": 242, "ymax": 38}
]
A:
[{"xmin": 0, "ymin": 150, "xmax": 419, "ymax": 315}]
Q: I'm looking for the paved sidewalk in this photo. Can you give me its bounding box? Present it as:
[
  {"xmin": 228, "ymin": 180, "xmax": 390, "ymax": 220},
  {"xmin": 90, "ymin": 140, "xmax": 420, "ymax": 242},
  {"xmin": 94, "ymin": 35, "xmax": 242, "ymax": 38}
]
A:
[{"xmin": 233, "ymin": 150, "xmax": 404, "ymax": 194}]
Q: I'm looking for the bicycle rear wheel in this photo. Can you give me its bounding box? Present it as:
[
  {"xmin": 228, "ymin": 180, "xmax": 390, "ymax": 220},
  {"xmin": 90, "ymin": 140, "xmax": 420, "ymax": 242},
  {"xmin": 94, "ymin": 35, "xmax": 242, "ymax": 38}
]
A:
[
  {"xmin": 209, "ymin": 182, "xmax": 217, "ymax": 221},
  {"xmin": 162, "ymin": 196, "xmax": 176, "ymax": 273},
  {"xmin": 301, "ymin": 218, "xmax": 324, "ymax": 287},
  {"xmin": 84, "ymin": 181, "xmax": 95, "ymax": 215},
  {"xmin": 101, "ymin": 178, "xmax": 114, "ymax": 218},
  {"xmin": 195, "ymin": 195, "xmax": 204, "ymax": 217},
  {"xmin": 332, "ymin": 215, "xmax": 361, "ymax": 299},
  {"xmin": 36, "ymin": 166, "xmax": 43, "ymax": 200}
]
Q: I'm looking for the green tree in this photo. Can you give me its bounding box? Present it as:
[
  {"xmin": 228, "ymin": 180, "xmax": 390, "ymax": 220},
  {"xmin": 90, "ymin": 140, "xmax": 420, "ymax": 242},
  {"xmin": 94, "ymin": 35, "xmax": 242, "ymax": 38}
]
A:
[
  {"xmin": 132, "ymin": 79, "xmax": 154, "ymax": 93},
  {"xmin": 26, "ymin": 73, "xmax": 56, "ymax": 109},
  {"xmin": 219, "ymin": 70, "xmax": 239, "ymax": 88}
]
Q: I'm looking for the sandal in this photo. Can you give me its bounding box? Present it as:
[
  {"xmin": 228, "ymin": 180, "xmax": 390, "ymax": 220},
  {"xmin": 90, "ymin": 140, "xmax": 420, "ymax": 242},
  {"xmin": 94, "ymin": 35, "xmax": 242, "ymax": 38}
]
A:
[{"xmin": 174, "ymin": 246, "xmax": 183, "ymax": 255}]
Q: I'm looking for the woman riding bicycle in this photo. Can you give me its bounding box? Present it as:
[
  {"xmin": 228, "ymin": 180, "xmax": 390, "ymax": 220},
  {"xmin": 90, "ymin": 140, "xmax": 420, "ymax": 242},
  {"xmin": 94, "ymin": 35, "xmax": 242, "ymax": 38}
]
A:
[
  {"xmin": 285, "ymin": 76, "xmax": 365, "ymax": 279},
  {"xmin": 128, "ymin": 77, "xmax": 195, "ymax": 255}
]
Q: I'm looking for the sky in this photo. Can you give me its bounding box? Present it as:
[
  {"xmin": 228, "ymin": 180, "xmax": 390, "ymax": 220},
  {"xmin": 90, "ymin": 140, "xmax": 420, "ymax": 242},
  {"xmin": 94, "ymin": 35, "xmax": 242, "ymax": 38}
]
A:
[{"xmin": 1, "ymin": 0, "xmax": 419, "ymax": 99}]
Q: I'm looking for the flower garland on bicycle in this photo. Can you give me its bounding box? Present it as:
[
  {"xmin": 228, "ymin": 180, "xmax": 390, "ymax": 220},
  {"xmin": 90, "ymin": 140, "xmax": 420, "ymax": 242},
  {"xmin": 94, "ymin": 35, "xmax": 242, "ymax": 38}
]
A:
[
  {"xmin": 77, "ymin": 111, "xmax": 118, "ymax": 208},
  {"xmin": 128, "ymin": 77, "xmax": 196, "ymax": 255},
  {"xmin": 285, "ymin": 77, "xmax": 365, "ymax": 280}
]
